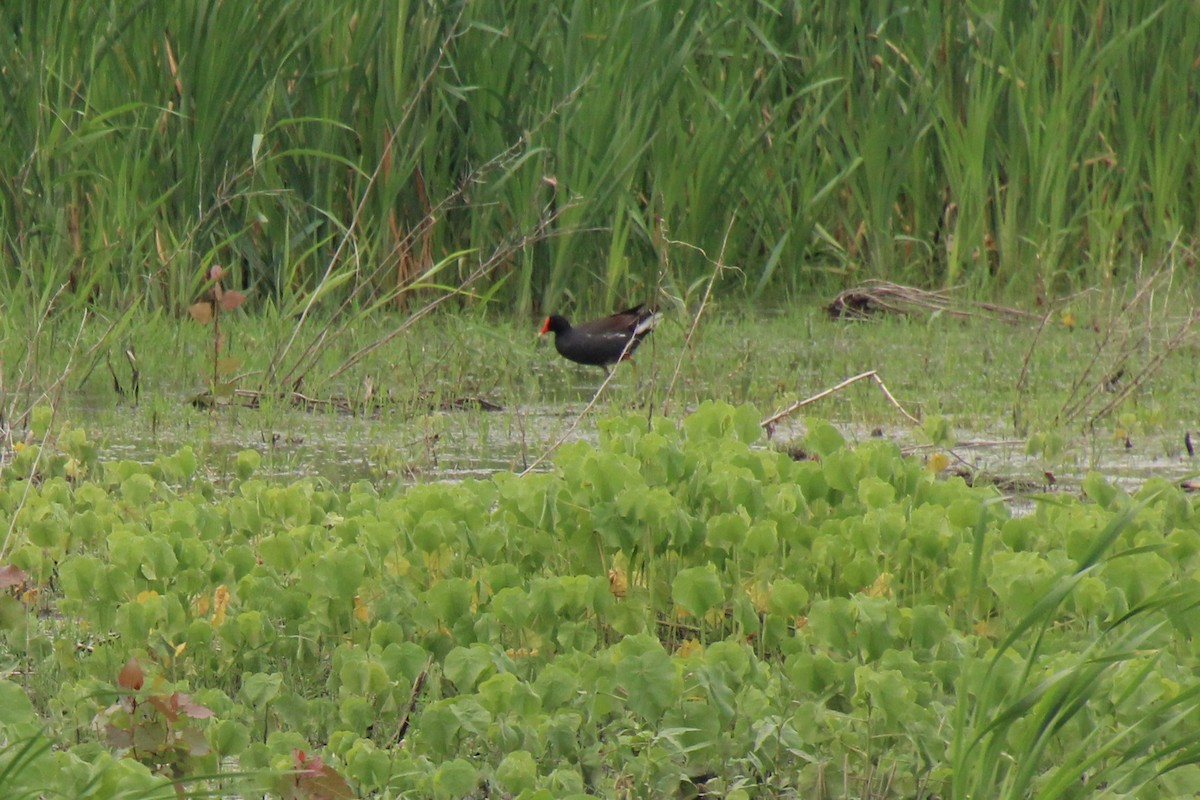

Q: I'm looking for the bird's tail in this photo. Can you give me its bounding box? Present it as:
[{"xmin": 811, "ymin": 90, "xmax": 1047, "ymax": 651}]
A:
[{"xmin": 633, "ymin": 308, "xmax": 661, "ymax": 337}]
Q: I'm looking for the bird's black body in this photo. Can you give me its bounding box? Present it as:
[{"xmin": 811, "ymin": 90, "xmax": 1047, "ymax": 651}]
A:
[{"xmin": 539, "ymin": 304, "xmax": 661, "ymax": 367}]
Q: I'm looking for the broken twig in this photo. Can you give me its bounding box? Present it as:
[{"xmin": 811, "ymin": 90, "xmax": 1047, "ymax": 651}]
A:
[{"xmin": 760, "ymin": 370, "xmax": 920, "ymax": 433}]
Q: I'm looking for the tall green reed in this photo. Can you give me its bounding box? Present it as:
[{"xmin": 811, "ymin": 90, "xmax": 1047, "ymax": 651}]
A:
[{"xmin": 0, "ymin": 1, "xmax": 1196, "ymax": 317}]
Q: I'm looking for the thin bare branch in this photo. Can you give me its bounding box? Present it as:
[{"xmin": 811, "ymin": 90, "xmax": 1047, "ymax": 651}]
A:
[
  {"xmin": 660, "ymin": 218, "xmax": 739, "ymax": 416},
  {"xmin": 519, "ymin": 333, "xmax": 646, "ymax": 477},
  {"xmin": 760, "ymin": 370, "xmax": 921, "ymax": 431}
]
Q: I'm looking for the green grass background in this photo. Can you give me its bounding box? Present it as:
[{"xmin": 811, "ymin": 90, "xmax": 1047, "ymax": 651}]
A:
[{"xmin": 2, "ymin": 1, "xmax": 1197, "ymax": 316}]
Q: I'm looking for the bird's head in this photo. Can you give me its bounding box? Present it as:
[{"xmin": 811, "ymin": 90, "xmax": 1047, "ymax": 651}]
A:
[{"xmin": 539, "ymin": 315, "xmax": 568, "ymax": 335}]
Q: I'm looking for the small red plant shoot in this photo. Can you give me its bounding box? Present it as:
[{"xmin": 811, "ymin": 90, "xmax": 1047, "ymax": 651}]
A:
[
  {"xmin": 95, "ymin": 656, "xmax": 215, "ymax": 783},
  {"xmin": 279, "ymin": 748, "xmax": 354, "ymax": 800},
  {"xmin": 189, "ymin": 264, "xmax": 247, "ymax": 406}
]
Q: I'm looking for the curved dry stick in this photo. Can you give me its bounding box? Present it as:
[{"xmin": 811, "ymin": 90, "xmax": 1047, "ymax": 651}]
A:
[
  {"xmin": 1084, "ymin": 307, "xmax": 1198, "ymax": 429},
  {"xmin": 659, "ymin": 219, "xmax": 738, "ymax": 417},
  {"xmin": 326, "ymin": 204, "xmax": 585, "ymax": 383},
  {"xmin": 761, "ymin": 371, "xmax": 1017, "ymax": 480},
  {"xmin": 518, "ymin": 335, "xmax": 643, "ymax": 477},
  {"xmin": 760, "ymin": 370, "xmax": 920, "ymax": 432},
  {"xmin": 271, "ymin": 11, "xmax": 465, "ymax": 388},
  {"xmin": 388, "ymin": 656, "xmax": 432, "ymax": 748},
  {"xmin": 276, "ymin": 69, "xmax": 598, "ymax": 390},
  {"xmin": 1, "ymin": 304, "xmax": 90, "ymax": 562}
]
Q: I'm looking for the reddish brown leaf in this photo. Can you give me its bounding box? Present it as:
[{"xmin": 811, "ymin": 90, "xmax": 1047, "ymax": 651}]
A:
[
  {"xmin": 220, "ymin": 290, "xmax": 246, "ymax": 311},
  {"xmin": 285, "ymin": 751, "xmax": 354, "ymax": 800},
  {"xmin": 175, "ymin": 692, "xmax": 215, "ymax": 719},
  {"xmin": 118, "ymin": 657, "xmax": 144, "ymax": 691},
  {"xmin": 133, "ymin": 721, "xmax": 165, "ymax": 751},
  {"xmin": 180, "ymin": 725, "xmax": 211, "ymax": 756},
  {"xmin": 293, "ymin": 749, "xmax": 321, "ymax": 774},
  {"xmin": 188, "ymin": 302, "xmax": 213, "ymax": 324},
  {"xmin": 104, "ymin": 722, "xmax": 134, "ymax": 748},
  {"xmin": 305, "ymin": 769, "xmax": 355, "ymax": 800},
  {"xmin": 0, "ymin": 564, "xmax": 29, "ymax": 589},
  {"xmin": 148, "ymin": 693, "xmax": 179, "ymax": 721}
]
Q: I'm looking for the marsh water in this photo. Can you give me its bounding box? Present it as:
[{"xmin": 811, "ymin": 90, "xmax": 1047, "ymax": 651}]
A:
[
  {"xmin": 72, "ymin": 367, "xmax": 1199, "ymax": 500},
  {"xmin": 24, "ymin": 306, "xmax": 1195, "ymax": 499}
]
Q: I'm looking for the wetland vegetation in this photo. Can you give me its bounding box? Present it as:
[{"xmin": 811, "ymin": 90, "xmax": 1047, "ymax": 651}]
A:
[{"xmin": 3, "ymin": 1, "xmax": 1200, "ymax": 798}]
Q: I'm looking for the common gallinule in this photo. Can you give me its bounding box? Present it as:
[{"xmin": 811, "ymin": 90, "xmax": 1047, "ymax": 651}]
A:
[{"xmin": 539, "ymin": 304, "xmax": 661, "ymax": 368}]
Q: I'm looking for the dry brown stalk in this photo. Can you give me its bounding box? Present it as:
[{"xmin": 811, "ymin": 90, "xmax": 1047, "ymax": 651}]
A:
[
  {"xmin": 517, "ymin": 326, "xmax": 646, "ymax": 478},
  {"xmin": 1054, "ymin": 251, "xmax": 1198, "ymax": 428},
  {"xmin": 659, "ymin": 218, "xmax": 739, "ymax": 417},
  {"xmin": 760, "ymin": 369, "xmax": 921, "ymax": 433}
]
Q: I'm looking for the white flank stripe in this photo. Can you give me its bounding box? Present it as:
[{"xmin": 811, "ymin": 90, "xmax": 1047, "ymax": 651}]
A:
[{"xmin": 634, "ymin": 311, "xmax": 661, "ymax": 335}]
